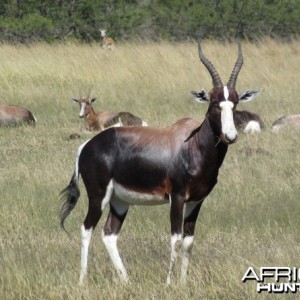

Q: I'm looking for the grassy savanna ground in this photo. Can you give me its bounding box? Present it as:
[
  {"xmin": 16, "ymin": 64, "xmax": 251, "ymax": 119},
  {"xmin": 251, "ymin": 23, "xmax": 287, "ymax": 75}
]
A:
[{"xmin": 0, "ymin": 39, "xmax": 300, "ymax": 299}]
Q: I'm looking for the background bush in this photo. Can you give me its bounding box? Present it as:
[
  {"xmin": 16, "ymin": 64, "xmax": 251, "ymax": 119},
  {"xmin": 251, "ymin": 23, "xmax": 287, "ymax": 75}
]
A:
[{"xmin": 0, "ymin": 0, "xmax": 299, "ymax": 43}]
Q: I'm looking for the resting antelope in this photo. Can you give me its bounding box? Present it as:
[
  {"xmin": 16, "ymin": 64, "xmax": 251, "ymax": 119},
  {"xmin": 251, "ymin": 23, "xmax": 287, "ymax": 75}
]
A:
[
  {"xmin": 0, "ymin": 104, "xmax": 36, "ymax": 126},
  {"xmin": 272, "ymin": 114, "xmax": 300, "ymax": 132},
  {"xmin": 191, "ymin": 91, "xmax": 263, "ymax": 133},
  {"xmin": 99, "ymin": 28, "xmax": 114, "ymax": 50},
  {"xmin": 60, "ymin": 39, "xmax": 261, "ymax": 284},
  {"xmin": 233, "ymin": 109, "xmax": 264, "ymax": 133},
  {"xmin": 72, "ymin": 94, "xmax": 147, "ymax": 132}
]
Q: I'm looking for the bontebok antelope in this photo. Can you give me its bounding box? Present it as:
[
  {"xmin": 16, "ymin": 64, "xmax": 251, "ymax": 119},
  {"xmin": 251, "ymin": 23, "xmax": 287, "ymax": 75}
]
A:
[
  {"xmin": 272, "ymin": 114, "xmax": 300, "ymax": 132},
  {"xmin": 233, "ymin": 108, "xmax": 264, "ymax": 133},
  {"xmin": 0, "ymin": 104, "xmax": 36, "ymax": 126},
  {"xmin": 60, "ymin": 39, "xmax": 261, "ymax": 284},
  {"xmin": 99, "ymin": 28, "xmax": 114, "ymax": 50},
  {"xmin": 72, "ymin": 93, "xmax": 147, "ymax": 132}
]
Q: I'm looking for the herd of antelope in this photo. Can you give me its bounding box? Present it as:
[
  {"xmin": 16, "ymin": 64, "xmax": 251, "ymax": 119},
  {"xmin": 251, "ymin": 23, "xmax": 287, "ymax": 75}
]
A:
[
  {"xmin": 1, "ymin": 35, "xmax": 299, "ymax": 285},
  {"xmin": 1, "ymin": 28, "xmax": 298, "ymax": 132}
]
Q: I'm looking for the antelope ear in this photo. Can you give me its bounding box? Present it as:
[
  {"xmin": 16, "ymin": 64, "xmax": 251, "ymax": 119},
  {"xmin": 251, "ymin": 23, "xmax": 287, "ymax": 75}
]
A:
[
  {"xmin": 191, "ymin": 90, "xmax": 209, "ymax": 103},
  {"xmin": 72, "ymin": 98, "xmax": 79, "ymax": 103},
  {"xmin": 91, "ymin": 98, "xmax": 96, "ymax": 103},
  {"xmin": 239, "ymin": 89, "xmax": 262, "ymax": 103}
]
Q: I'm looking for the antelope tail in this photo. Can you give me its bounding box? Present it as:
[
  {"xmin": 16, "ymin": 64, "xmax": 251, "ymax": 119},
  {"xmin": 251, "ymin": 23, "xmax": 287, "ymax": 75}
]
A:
[
  {"xmin": 59, "ymin": 139, "xmax": 90, "ymax": 232},
  {"xmin": 59, "ymin": 172, "xmax": 80, "ymax": 232}
]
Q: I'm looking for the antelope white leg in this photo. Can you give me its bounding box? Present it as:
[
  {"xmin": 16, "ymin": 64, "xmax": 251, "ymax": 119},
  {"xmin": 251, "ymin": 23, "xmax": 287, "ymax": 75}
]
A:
[
  {"xmin": 180, "ymin": 200, "xmax": 203, "ymax": 283},
  {"xmin": 102, "ymin": 232, "xmax": 128, "ymax": 282},
  {"xmin": 180, "ymin": 235, "xmax": 194, "ymax": 283},
  {"xmin": 80, "ymin": 225, "xmax": 93, "ymax": 284},
  {"xmin": 166, "ymin": 233, "xmax": 182, "ymax": 285}
]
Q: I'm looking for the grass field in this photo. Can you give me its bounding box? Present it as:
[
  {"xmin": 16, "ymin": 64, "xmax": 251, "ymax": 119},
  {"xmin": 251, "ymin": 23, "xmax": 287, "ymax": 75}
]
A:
[{"xmin": 0, "ymin": 39, "xmax": 300, "ymax": 299}]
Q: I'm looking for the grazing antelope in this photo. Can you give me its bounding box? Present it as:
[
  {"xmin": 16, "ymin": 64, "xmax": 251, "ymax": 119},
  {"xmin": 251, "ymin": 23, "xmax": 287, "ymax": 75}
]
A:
[
  {"xmin": 0, "ymin": 104, "xmax": 36, "ymax": 126},
  {"xmin": 60, "ymin": 39, "xmax": 261, "ymax": 284},
  {"xmin": 272, "ymin": 114, "xmax": 300, "ymax": 132},
  {"xmin": 191, "ymin": 90, "xmax": 263, "ymax": 134},
  {"xmin": 99, "ymin": 28, "xmax": 114, "ymax": 50},
  {"xmin": 72, "ymin": 94, "xmax": 147, "ymax": 132}
]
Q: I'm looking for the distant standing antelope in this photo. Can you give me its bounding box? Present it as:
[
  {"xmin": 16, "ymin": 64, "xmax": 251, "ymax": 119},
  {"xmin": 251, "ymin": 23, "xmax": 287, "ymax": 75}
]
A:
[
  {"xmin": 0, "ymin": 104, "xmax": 36, "ymax": 126},
  {"xmin": 191, "ymin": 90, "xmax": 263, "ymax": 133},
  {"xmin": 72, "ymin": 93, "xmax": 147, "ymax": 132},
  {"xmin": 60, "ymin": 39, "xmax": 261, "ymax": 284},
  {"xmin": 272, "ymin": 114, "xmax": 300, "ymax": 132},
  {"xmin": 99, "ymin": 28, "xmax": 114, "ymax": 50}
]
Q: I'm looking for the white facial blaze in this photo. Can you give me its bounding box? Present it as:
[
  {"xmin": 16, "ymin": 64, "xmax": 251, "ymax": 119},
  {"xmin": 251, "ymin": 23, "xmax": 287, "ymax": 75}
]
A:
[
  {"xmin": 100, "ymin": 30, "xmax": 106, "ymax": 37},
  {"xmin": 220, "ymin": 86, "xmax": 238, "ymax": 142},
  {"xmin": 224, "ymin": 85, "xmax": 229, "ymax": 100},
  {"xmin": 79, "ymin": 103, "xmax": 86, "ymax": 117}
]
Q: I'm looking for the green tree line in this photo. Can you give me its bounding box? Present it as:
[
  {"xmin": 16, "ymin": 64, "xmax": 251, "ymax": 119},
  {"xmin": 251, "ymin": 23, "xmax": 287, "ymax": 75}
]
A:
[{"xmin": 0, "ymin": 0, "xmax": 299, "ymax": 43}]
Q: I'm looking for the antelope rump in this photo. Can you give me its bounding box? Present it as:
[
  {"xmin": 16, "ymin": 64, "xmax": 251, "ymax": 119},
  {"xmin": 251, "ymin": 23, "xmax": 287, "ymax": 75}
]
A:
[
  {"xmin": 0, "ymin": 104, "xmax": 36, "ymax": 126},
  {"xmin": 233, "ymin": 108, "xmax": 264, "ymax": 133},
  {"xmin": 272, "ymin": 114, "xmax": 300, "ymax": 132},
  {"xmin": 60, "ymin": 39, "xmax": 261, "ymax": 284}
]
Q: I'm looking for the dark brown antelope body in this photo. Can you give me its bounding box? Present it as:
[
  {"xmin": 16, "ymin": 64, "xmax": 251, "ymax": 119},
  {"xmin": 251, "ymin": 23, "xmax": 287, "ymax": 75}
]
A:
[
  {"xmin": 0, "ymin": 104, "xmax": 36, "ymax": 126},
  {"xmin": 60, "ymin": 39, "xmax": 261, "ymax": 284}
]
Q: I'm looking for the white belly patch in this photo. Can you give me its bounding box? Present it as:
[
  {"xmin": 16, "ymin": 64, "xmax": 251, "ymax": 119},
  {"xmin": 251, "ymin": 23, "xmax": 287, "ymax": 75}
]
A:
[{"xmin": 113, "ymin": 181, "xmax": 168, "ymax": 205}]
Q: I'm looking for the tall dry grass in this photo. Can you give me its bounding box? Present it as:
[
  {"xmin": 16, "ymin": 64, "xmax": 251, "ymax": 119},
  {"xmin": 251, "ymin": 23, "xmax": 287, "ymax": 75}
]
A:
[{"xmin": 0, "ymin": 39, "xmax": 300, "ymax": 299}]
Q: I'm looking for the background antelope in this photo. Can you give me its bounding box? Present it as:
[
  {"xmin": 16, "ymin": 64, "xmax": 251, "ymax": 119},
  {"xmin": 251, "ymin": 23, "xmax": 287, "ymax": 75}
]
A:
[
  {"xmin": 99, "ymin": 28, "xmax": 114, "ymax": 50},
  {"xmin": 191, "ymin": 90, "xmax": 264, "ymax": 133},
  {"xmin": 72, "ymin": 93, "xmax": 147, "ymax": 131},
  {"xmin": 60, "ymin": 39, "xmax": 261, "ymax": 284},
  {"xmin": 272, "ymin": 114, "xmax": 300, "ymax": 132},
  {"xmin": 233, "ymin": 108, "xmax": 264, "ymax": 133},
  {"xmin": 0, "ymin": 104, "xmax": 36, "ymax": 126}
]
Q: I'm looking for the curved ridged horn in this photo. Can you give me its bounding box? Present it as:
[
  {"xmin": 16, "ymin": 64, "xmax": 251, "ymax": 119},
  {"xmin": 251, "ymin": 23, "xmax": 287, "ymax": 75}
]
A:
[
  {"xmin": 87, "ymin": 88, "xmax": 92, "ymax": 99},
  {"xmin": 198, "ymin": 38, "xmax": 223, "ymax": 88},
  {"xmin": 227, "ymin": 41, "xmax": 243, "ymax": 88}
]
